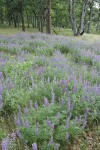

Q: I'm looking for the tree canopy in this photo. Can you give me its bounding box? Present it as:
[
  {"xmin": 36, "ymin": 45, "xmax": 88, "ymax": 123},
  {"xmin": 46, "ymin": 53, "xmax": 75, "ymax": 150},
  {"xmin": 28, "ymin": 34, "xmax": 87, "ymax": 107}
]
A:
[{"xmin": 0, "ymin": 0, "xmax": 100, "ymax": 35}]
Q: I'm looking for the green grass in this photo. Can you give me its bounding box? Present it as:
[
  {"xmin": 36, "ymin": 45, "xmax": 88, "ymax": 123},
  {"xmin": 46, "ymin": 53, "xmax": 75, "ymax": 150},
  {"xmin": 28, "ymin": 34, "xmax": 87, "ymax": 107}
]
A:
[
  {"xmin": 0, "ymin": 24, "xmax": 38, "ymax": 35},
  {"xmin": 0, "ymin": 24, "xmax": 73, "ymax": 36},
  {"xmin": 52, "ymin": 27, "xmax": 73, "ymax": 36},
  {"xmin": 0, "ymin": 25, "xmax": 99, "ymax": 44}
]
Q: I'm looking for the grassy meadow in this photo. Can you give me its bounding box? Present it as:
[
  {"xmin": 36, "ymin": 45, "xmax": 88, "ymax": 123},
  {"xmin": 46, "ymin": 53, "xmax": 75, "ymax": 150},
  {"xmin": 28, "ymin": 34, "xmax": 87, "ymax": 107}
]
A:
[{"xmin": 0, "ymin": 27, "xmax": 100, "ymax": 150}]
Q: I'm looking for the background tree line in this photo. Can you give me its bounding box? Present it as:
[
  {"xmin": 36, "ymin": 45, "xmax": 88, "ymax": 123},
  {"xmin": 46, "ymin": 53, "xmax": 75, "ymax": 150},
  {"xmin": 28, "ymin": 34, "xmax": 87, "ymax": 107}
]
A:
[{"xmin": 0, "ymin": 0, "xmax": 100, "ymax": 35}]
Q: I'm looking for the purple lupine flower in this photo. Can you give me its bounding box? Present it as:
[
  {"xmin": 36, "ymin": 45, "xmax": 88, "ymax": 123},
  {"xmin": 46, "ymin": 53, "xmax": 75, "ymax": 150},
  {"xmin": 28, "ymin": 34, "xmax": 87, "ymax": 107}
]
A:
[
  {"xmin": 47, "ymin": 117, "xmax": 51, "ymax": 127},
  {"xmin": 66, "ymin": 132, "xmax": 69, "ymax": 140},
  {"xmin": 0, "ymin": 95, "xmax": 3, "ymax": 110},
  {"xmin": 60, "ymin": 79, "xmax": 67, "ymax": 85},
  {"xmin": 69, "ymin": 113, "xmax": 72, "ymax": 119},
  {"xmin": 1, "ymin": 137, "xmax": 9, "ymax": 150},
  {"xmin": 73, "ymin": 83, "xmax": 77, "ymax": 93},
  {"xmin": 15, "ymin": 118, "xmax": 21, "ymax": 126},
  {"xmin": 47, "ymin": 77, "xmax": 50, "ymax": 83},
  {"xmin": 51, "ymin": 123, "xmax": 55, "ymax": 130},
  {"xmin": 34, "ymin": 101, "xmax": 38, "ymax": 111},
  {"xmin": 83, "ymin": 120, "xmax": 87, "ymax": 128},
  {"xmin": 85, "ymin": 108, "xmax": 89, "ymax": 119},
  {"xmin": 54, "ymin": 143, "xmax": 60, "ymax": 150},
  {"xmin": 59, "ymin": 98, "xmax": 65, "ymax": 106},
  {"xmin": 48, "ymin": 136, "xmax": 53, "ymax": 145},
  {"xmin": 44, "ymin": 96, "xmax": 49, "ymax": 106},
  {"xmin": 66, "ymin": 117, "xmax": 70, "ymax": 128},
  {"xmin": 16, "ymin": 130, "xmax": 22, "ymax": 140},
  {"xmin": 71, "ymin": 103, "xmax": 74, "ymax": 110},
  {"xmin": 14, "ymin": 113, "xmax": 21, "ymax": 126},
  {"xmin": 56, "ymin": 112, "xmax": 60, "ymax": 120},
  {"xmin": 86, "ymin": 93, "xmax": 90, "ymax": 101},
  {"xmin": 32, "ymin": 143, "xmax": 38, "ymax": 150},
  {"xmin": 0, "ymin": 72, "xmax": 4, "ymax": 80},
  {"xmin": 30, "ymin": 100, "xmax": 33, "ymax": 109},
  {"xmin": 81, "ymin": 94, "xmax": 85, "ymax": 101},
  {"xmin": 65, "ymin": 87, "xmax": 68, "ymax": 94},
  {"xmin": 18, "ymin": 112, "xmax": 21, "ymax": 119},
  {"xmin": 10, "ymin": 133, "xmax": 16, "ymax": 141},
  {"xmin": 18, "ymin": 105, "xmax": 21, "ymax": 114},
  {"xmin": 14, "ymin": 113, "xmax": 16, "ymax": 121},
  {"xmin": 24, "ymin": 106, "xmax": 29, "ymax": 114},
  {"xmin": 35, "ymin": 126, "xmax": 38, "ymax": 136},
  {"xmin": 22, "ymin": 118, "xmax": 25, "ymax": 126},
  {"xmin": 66, "ymin": 98, "xmax": 71, "ymax": 113},
  {"xmin": 78, "ymin": 116, "xmax": 82, "ymax": 124},
  {"xmin": 37, "ymin": 66, "xmax": 45, "ymax": 75},
  {"xmin": 25, "ymin": 120, "xmax": 30, "ymax": 129},
  {"xmin": 51, "ymin": 90, "xmax": 55, "ymax": 104},
  {"xmin": 6, "ymin": 78, "xmax": 12, "ymax": 89},
  {"xmin": 30, "ymin": 76, "xmax": 34, "ymax": 88},
  {"xmin": 0, "ymin": 82, "xmax": 3, "ymax": 95}
]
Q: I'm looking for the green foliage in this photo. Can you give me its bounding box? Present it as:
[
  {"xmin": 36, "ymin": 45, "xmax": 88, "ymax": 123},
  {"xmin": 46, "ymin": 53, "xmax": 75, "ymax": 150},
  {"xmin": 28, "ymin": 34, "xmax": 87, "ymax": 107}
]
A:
[
  {"xmin": 0, "ymin": 32, "xmax": 100, "ymax": 150},
  {"xmin": 0, "ymin": 128, "xmax": 5, "ymax": 140},
  {"xmin": 55, "ymin": 45, "xmax": 70, "ymax": 54},
  {"xmin": 30, "ymin": 81, "xmax": 63, "ymax": 105},
  {"xmin": 2, "ymin": 88, "xmax": 30, "ymax": 115},
  {"xmin": 35, "ymin": 46, "xmax": 54, "ymax": 56},
  {"xmin": 16, "ymin": 103, "xmax": 83, "ymax": 149}
]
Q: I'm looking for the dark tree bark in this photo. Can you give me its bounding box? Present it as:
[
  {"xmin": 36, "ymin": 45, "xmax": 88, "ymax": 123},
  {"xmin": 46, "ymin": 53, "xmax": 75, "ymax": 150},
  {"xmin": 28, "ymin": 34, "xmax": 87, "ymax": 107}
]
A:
[
  {"xmin": 26, "ymin": 13, "xmax": 30, "ymax": 27},
  {"xmin": 87, "ymin": 0, "xmax": 93, "ymax": 33},
  {"xmin": 13, "ymin": 14, "xmax": 17, "ymax": 28},
  {"xmin": 78, "ymin": 0, "xmax": 88, "ymax": 35},
  {"xmin": 69, "ymin": 0, "xmax": 77, "ymax": 36},
  {"xmin": 46, "ymin": 0, "xmax": 52, "ymax": 34},
  {"xmin": 19, "ymin": 1, "xmax": 25, "ymax": 32},
  {"xmin": 96, "ymin": 3, "xmax": 100, "ymax": 32},
  {"xmin": 38, "ymin": 16, "xmax": 41, "ymax": 31},
  {"xmin": 40, "ymin": 15, "xmax": 44, "ymax": 32},
  {"xmin": 0, "ymin": 7, "xmax": 4, "ymax": 24}
]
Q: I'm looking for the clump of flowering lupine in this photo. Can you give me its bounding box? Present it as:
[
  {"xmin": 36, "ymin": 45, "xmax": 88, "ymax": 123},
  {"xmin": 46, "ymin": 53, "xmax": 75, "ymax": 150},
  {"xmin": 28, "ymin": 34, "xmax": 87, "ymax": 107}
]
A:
[
  {"xmin": 13, "ymin": 94, "xmax": 91, "ymax": 149},
  {"xmin": 1, "ymin": 133, "xmax": 16, "ymax": 150},
  {"xmin": 0, "ymin": 32, "xmax": 100, "ymax": 149},
  {"xmin": 0, "ymin": 82, "xmax": 3, "ymax": 111},
  {"xmin": 1, "ymin": 137, "xmax": 9, "ymax": 150},
  {"xmin": 0, "ymin": 33, "xmax": 100, "ymax": 66}
]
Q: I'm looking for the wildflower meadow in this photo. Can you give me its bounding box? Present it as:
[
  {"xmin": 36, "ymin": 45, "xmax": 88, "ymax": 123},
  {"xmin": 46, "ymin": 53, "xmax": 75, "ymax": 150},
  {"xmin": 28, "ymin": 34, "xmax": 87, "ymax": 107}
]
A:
[{"xmin": 0, "ymin": 33, "xmax": 100, "ymax": 150}]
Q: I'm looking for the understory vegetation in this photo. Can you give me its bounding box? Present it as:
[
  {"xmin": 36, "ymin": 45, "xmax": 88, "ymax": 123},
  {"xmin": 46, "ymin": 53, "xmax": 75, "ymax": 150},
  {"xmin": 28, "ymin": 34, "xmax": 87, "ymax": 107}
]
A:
[{"xmin": 0, "ymin": 33, "xmax": 100, "ymax": 150}]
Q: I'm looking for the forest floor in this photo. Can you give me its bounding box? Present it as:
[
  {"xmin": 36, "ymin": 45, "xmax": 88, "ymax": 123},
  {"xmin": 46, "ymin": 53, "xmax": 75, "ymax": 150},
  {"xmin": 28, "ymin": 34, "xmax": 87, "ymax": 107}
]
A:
[{"xmin": 0, "ymin": 24, "xmax": 100, "ymax": 38}]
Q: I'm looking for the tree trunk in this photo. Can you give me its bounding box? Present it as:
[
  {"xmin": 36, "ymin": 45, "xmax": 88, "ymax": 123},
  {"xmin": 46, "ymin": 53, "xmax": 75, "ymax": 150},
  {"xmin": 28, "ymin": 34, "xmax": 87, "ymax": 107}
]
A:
[
  {"xmin": 87, "ymin": 1, "xmax": 93, "ymax": 33},
  {"xmin": 0, "ymin": 8, "xmax": 4, "ymax": 24},
  {"xmin": 21, "ymin": 11, "xmax": 25, "ymax": 31},
  {"xmin": 40, "ymin": 15, "xmax": 44, "ymax": 32},
  {"xmin": 96, "ymin": 4, "xmax": 100, "ymax": 32},
  {"xmin": 17, "ymin": 14, "xmax": 20, "ymax": 28},
  {"xmin": 32, "ymin": 15, "xmax": 35, "ymax": 28},
  {"xmin": 26, "ymin": 10, "xmax": 30, "ymax": 27},
  {"xmin": 78, "ymin": 0, "xmax": 87, "ymax": 35},
  {"xmin": 38, "ymin": 16, "xmax": 41, "ymax": 31},
  {"xmin": 69, "ymin": 0, "xmax": 77, "ymax": 36},
  {"xmin": 46, "ymin": 0, "xmax": 52, "ymax": 34},
  {"xmin": 14, "ymin": 14, "xmax": 17, "ymax": 28},
  {"xmin": 20, "ymin": 1, "xmax": 25, "ymax": 32}
]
